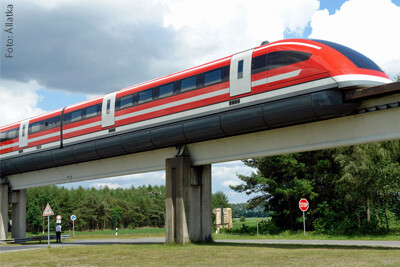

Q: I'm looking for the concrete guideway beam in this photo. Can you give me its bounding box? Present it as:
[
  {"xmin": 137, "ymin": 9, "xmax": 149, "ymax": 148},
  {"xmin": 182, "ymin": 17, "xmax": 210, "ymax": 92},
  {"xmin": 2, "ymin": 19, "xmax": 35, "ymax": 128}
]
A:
[{"xmin": 6, "ymin": 100, "xmax": 400, "ymax": 191}]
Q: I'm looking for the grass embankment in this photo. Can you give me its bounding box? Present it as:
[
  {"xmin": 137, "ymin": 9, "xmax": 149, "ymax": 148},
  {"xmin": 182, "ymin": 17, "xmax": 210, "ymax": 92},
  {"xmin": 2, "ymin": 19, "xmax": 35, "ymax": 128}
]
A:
[
  {"xmin": 18, "ymin": 218, "xmax": 400, "ymax": 242},
  {"xmin": 215, "ymin": 217, "xmax": 400, "ymax": 241},
  {"xmin": 2, "ymin": 243, "xmax": 400, "ymax": 266},
  {"xmin": 23, "ymin": 227, "xmax": 165, "ymax": 241}
]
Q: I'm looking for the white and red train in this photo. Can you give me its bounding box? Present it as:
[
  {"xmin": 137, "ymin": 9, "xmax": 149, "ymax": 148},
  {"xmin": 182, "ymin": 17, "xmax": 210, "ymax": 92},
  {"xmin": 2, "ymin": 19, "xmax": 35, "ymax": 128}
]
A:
[{"xmin": 0, "ymin": 39, "xmax": 392, "ymax": 176}]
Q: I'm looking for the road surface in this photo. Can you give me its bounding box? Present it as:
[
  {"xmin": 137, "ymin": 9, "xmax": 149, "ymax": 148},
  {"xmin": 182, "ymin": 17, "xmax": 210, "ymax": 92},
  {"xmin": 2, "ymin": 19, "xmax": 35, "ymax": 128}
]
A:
[{"xmin": 2, "ymin": 238, "xmax": 400, "ymax": 253}]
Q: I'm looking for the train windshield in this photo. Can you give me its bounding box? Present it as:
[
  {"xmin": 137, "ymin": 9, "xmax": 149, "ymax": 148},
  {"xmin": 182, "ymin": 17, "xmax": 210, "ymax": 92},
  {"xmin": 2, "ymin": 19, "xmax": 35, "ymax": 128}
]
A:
[{"xmin": 313, "ymin": 39, "xmax": 383, "ymax": 72}]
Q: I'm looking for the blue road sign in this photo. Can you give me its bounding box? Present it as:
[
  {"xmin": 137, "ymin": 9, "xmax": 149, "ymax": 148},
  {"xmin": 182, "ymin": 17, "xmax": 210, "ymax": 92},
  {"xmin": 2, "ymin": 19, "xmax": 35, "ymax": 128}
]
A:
[{"xmin": 70, "ymin": 215, "xmax": 76, "ymax": 221}]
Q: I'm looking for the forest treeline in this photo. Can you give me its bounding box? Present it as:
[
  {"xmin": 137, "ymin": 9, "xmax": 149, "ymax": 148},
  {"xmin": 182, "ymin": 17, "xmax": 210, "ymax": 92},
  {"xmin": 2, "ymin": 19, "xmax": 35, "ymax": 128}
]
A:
[
  {"xmin": 231, "ymin": 140, "xmax": 400, "ymax": 235},
  {"xmin": 25, "ymin": 185, "xmax": 165, "ymax": 232}
]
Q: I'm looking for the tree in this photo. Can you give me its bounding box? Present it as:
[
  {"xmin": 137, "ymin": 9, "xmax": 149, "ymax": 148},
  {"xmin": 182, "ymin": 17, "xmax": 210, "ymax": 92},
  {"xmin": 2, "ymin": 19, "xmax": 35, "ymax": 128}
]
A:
[
  {"xmin": 212, "ymin": 191, "xmax": 230, "ymax": 209},
  {"xmin": 334, "ymin": 141, "xmax": 400, "ymax": 231},
  {"xmin": 231, "ymin": 152, "xmax": 330, "ymax": 230}
]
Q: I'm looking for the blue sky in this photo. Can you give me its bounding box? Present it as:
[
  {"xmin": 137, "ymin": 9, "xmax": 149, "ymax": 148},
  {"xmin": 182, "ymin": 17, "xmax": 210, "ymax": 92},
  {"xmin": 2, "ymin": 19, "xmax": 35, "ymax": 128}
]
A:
[{"xmin": 1, "ymin": 0, "xmax": 400, "ymax": 203}]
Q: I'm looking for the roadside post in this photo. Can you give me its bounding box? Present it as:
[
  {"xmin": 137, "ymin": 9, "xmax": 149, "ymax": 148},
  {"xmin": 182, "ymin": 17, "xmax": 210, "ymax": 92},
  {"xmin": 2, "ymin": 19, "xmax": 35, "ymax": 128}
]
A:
[
  {"xmin": 299, "ymin": 198, "xmax": 309, "ymax": 236},
  {"xmin": 256, "ymin": 217, "xmax": 259, "ymax": 235},
  {"xmin": 43, "ymin": 203, "xmax": 54, "ymax": 246},
  {"xmin": 70, "ymin": 215, "xmax": 76, "ymax": 237}
]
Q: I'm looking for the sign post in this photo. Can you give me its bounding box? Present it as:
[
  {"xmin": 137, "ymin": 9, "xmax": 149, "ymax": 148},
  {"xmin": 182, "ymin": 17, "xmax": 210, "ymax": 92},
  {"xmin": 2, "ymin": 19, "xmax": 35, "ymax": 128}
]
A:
[
  {"xmin": 43, "ymin": 203, "xmax": 54, "ymax": 246},
  {"xmin": 56, "ymin": 215, "xmax": 62, "ymax": 224},
  {"xmin": 299, "ymin": 198, "xmax": 309, "ymax": 236},
  {"xmin": 70, "ymin": 215, "xmax": 76, "ymax": 237}
]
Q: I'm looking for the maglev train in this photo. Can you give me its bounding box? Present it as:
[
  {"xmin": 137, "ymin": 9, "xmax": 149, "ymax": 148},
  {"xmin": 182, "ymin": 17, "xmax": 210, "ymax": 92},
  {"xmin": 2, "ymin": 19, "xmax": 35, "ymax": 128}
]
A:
[{"xmin": 0, "ymin": 39, "xmax": 392, "ymax": 177}]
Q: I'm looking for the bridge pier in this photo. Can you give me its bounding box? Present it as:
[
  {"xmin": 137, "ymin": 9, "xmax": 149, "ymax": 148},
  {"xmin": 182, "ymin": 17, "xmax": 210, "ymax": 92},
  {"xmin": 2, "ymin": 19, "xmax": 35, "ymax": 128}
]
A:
[
  {"xmin": 0, "ymin": 183, "xmax": 26, "ymax": 240},
  {"xmin": 0, "ymin": 184, "xmax": 8, "ymax": 240},
  {"xmin": 166, "ymin": 156, "xmax": 212, "ymax": 244},
  {"xmin": 10, "ymin": 189, "xmax": 26, "ymax": 238}
]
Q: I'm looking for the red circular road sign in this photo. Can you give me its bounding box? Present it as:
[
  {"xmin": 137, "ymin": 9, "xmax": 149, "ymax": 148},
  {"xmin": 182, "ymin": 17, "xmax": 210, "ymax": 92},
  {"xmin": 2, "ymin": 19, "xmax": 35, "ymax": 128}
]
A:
[
  {"xmin": 56, "ymin": 215, "xmax": 62, "ymax": 220},
  {"xmin": 299, "ymin": 198, "xmax": 309, "ymax": 211}
]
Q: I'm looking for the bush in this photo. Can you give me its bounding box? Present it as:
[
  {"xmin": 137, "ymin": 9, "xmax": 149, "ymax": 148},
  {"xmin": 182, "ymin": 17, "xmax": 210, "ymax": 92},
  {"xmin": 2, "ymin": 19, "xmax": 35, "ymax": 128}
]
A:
[
  {"xmin": 240, "ymin": 216, "xmax": 246, "ymax": 222},
  {"xmin": 259, "ymin": 220, "xmax": 281, "ymax": 235}
]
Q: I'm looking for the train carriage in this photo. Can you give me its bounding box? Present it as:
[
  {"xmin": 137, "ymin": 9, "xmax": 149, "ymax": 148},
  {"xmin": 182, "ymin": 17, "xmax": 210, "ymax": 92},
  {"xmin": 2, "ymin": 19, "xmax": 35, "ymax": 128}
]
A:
[{"xmin": 0, "ymin": 39, "xmax": 392, "ymax": 176}]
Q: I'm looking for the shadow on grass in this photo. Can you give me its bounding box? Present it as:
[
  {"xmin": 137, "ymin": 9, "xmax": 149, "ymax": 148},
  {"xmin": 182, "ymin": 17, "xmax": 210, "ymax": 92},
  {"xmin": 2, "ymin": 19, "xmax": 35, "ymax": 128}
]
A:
[
  {"xmin": 10, "ymin": 238, "xmax": 400, "ymax": 251},
  {"xmin": 206, "ymin": 241, "xmax": 400, "ymax": 251}
]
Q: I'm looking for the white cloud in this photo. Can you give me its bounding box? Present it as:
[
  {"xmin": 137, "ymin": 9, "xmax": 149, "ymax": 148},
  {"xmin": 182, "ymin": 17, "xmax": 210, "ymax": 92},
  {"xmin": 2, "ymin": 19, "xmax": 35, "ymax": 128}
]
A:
[
  {"xmin": 163, "ymin": 0, "xmax": 319, "ymax": 65},
  {"xmin": 0, "ymin": 79, "xmax": 46, "ymax": 126},
  {"xmin": 309, "ymin": 0, "xmax": 400, "ymax": 79},
  {"xmin": 222, "ymin": 180, "xmax": 240, "ymax": 187},
  {"xmin": 93, "ymin": 183, "xmax": 122, "ymax": 189}
]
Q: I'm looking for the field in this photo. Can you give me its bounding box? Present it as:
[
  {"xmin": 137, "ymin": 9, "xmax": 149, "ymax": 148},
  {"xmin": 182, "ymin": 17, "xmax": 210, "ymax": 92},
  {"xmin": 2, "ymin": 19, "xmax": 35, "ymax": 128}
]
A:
[
  {"xmin": 2, "ymin": 242, "xmax": 400, "ymax": 266},
  {"xmin": 2, "ymin": 220, "xmax": 400, "ymax": 266},
  {"xmin": 21, "ymin": 218, "xmax": 400, "ymax": 241}
]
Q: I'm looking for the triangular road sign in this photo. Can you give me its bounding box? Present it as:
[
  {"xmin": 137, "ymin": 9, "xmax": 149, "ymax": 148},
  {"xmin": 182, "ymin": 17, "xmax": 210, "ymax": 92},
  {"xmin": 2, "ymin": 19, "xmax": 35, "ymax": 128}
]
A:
[{"xmin": 43, "ymin": 203, "xmax": 54, "ymax": 216}]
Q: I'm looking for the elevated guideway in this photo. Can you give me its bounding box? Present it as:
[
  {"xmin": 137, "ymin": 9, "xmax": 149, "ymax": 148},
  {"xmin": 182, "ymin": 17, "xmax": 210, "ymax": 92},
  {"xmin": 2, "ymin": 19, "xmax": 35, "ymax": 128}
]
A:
[
  {"xmin": 2, "ymin": 82, "xmax": 400, "ymax": 244},
  {"xmin": 5, "ymin": 82, "xmax": 400, "ymax": 190}
]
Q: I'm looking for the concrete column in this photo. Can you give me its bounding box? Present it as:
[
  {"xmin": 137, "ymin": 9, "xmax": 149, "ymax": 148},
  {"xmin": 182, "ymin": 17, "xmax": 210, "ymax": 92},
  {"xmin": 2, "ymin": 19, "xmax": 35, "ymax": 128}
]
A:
[
  {"xmin": 190, "ymin": 165, "xmax": 212, "ymax": 243},
  {"xmin": 166, "ymin": 156, "xmax": 191, "ymax": 244},
  {"xmin": 10, "ymin": 190, "xmax": 26, "ymax": 238},
  {"xmin": 0, "ymin": 184, "xmax": 9, "ymax": 240},
  {"xmin": 165, "ymin": 156, "xmax": 212, "ymax": 244}
]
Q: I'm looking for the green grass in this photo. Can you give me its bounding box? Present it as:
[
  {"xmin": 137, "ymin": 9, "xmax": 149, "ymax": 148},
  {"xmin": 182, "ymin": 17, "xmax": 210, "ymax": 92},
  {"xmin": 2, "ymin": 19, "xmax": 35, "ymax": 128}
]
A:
[
  {"xmin": 18, "ymin": 218, "xmax": 400, "ymax": 243},
  {"xmin": 1, "ymin": 243, "xmax": 400, "ymax": 266},
  {"xmin": 19, "ymin": 227, "xmax": 166, "ymax": 242},
  {"xmin": 231, "ymin": 217, "xmax": 269, "ymax": 230},
  {"xmin": 212, "ymin": 217, "xmax": 400, "ymax": 241}
]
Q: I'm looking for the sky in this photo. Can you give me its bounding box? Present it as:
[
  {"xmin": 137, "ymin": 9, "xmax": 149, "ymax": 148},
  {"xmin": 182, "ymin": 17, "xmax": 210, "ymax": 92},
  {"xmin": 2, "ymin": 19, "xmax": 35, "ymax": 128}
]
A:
[{"xmin": 1, "ymin": 0, "xmax": 400, "ymax": 203}]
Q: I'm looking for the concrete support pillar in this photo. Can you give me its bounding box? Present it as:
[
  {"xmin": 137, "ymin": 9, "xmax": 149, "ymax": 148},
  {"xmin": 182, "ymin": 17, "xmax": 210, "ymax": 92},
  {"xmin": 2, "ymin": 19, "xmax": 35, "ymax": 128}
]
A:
[
  {"xmin": 189, "ymin": 165, "xmax": 212, "ymax": 243},
  {"xmin": 165, "ymin": 156, "xmax": 212, "ymax": 244},
  {"xmin": 10, "ymin": 190, "xmax": 26, "ymax": 238},
  {"xmin": 0, "ymin": 184, "xmax": 9, "ymax": 240}
]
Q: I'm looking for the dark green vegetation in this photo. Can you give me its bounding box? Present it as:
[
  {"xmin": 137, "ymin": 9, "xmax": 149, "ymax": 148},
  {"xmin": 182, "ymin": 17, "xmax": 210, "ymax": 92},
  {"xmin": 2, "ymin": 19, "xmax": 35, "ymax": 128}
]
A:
[
  {"xmin": 231, "ymin": 140, "xmax": 400, "ymax": 235},
  {"xmin": 25, "ymin": 185, "xmax": 165, "ymax": 232}
]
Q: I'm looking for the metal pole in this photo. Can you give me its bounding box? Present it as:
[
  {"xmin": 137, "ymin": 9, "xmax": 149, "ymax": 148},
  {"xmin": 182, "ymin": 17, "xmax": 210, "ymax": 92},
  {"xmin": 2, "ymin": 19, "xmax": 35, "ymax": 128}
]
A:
[
  {"xmin": 73, "ymin": 220, "xmax": 75, "ymax": 237},
  {"xmin": 257, "ymin": 218, "xmax": 259, "ymax": 235},
  {"xmin": 47, "ymin": 216, "xmax": 50, "ymax": 246},
  {"xmin": 303, "ymin": 211, "xmax": 306, "ymax": 236}
]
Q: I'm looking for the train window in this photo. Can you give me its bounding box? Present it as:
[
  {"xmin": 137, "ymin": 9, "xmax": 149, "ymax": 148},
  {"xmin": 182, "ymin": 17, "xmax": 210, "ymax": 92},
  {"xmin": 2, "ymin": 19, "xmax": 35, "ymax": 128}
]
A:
[
  {"xmin": 312, "ymin": 39, "xmax": 383, "ymax": 72},
  {"xmin": 120, "ymin": 95, "xmax": 134, "ymax": 109},
  {"xmin": 159, "ymin": 83, "xmax": 174, "ymax": 98},
  {"xmin": 252, "ymin": 54, "xmax": 267, "ymax": 74},
  {"xmin": 181, "ymin": 76, "xmax": 197, "ymax": 92},
  {"xmin": 22, "ymin": 125, "xmax": 26, "ymax": 137},
  {"xmin": 71, "ymin": 110, "xmax": 82, "ymax": 123},
  {"xmin": 267, "ymin": 51, "xmax": 311, "ymax": 70},
  {"xmin": 0, "ymin": 132, "xmax": 6, "ymax": 142},
  {"xmin": 50, "ymin": 116, "xmax": 60, "ymax": 128},
  {"xmin": 238, "ymin": 60, "xmax": 244, "ymax": 79},
  {"xmin": 8, "ymin": 129, "xmax": 18, "ymax": 139},
  {"xmin": 205, "ymin": 69, "xmax": 222, "ymax": 87},
  {"xmin": 138, "ymin": 89, "xmax": 153, "ymax": 104},
  {"xmin": 106, "ymin": 99, "xmax": 111, "ymax": 114},
  {"xmin": 29, "ymin": 121, "xmax": 42, "ymax": 134},
  {"xmin": 86, "ymin": 105, "xmax": 99, "ymax": 118}
]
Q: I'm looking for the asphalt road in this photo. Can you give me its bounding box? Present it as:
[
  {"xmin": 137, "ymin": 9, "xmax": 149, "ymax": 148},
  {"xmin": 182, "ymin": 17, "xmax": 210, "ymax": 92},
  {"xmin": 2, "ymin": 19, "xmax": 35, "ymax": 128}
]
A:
[{"xmin": 2, "ymin": 238, "xmax": 400, "ymax": 253}]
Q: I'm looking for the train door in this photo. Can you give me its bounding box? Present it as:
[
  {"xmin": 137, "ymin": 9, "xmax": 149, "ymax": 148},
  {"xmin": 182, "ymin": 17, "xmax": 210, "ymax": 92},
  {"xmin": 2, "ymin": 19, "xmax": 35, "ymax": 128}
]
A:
[
  {"xmin": 229, "ymin": 49, "xmax": 254, "ymax": 97},
  {"xmin": 101, "ymin": 92, "xmax": 117, "ymax": 128},
  {"xmin": 19, "ymin": 119, "xmax": 29, "ymax": 148}
]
